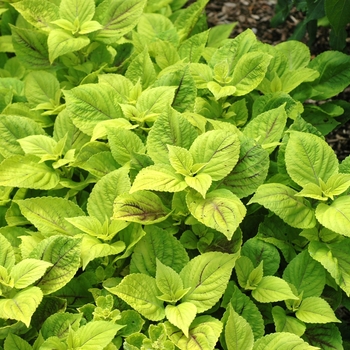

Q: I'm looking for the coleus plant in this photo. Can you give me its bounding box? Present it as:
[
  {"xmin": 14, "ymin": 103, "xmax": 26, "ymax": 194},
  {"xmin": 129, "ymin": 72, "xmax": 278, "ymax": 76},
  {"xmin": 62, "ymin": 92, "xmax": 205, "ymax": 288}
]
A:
[{"xmin": 0, "ymin": 0, "xmax": 350, "ymax": 349}]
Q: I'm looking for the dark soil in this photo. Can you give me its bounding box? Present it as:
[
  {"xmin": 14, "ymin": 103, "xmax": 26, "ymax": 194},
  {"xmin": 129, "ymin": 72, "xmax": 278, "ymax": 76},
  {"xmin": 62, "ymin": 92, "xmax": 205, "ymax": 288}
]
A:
[{"xmin": 203, "ymin": 0, "xmax": 350, "ymax": 160}]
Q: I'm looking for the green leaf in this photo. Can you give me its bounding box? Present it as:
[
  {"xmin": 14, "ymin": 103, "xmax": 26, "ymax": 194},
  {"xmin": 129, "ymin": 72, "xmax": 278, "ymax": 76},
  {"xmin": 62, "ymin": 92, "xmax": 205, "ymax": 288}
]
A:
[
  {"xmin": 113, "ymin": 190, "xmax": 171, "ymax": 224},
  {"xmin": 0, "ymin": 114, "xmax": 45, "ymax": 158},
  {"xmin": 179, "ymin": 30, "xmax": 209, "ymax": 63},
  {"xmin": 252, "ymin": 276, "xmax": 298, "ymax": 303},
  {"xmin": 275, "ymin": 40, "xmax": 310, "ymax": 71},
  {"xmin": 322, "ymin": 173, "xmax": 350, "ymax": 199},
  {"xmin": 295, "ymin": 297, "xmax": 340, "ymax": 323},
  {"xmin": 242, "ymin": 237, "xmax": 280, "ymax": 276},
  {"xmin": 187, "ymin": 189, "xmax": 246, "ymax": 239},
  {"xmin": 11, "ymin": 26, "xmax": 51, "ymax": 70},
  {"xmin": 40, "ymin": 312, "xmax": 81, "ymax": 340},
  {"xmin": 253, "ymin": 332, "xmax": 319, "ymax": 350},
  {"xmin": 108, "ymin": 128, "xmax": 145, "ymax": 166},
  {"xmin": 243, "ymin": 105, "xmax": 287, "ymax": 153},
  {"xmin": 10, "ymin": 259, "xmax": 52, "ymax": 289},
  {"xmin": 303, "ymin": 324, "xmax": 344, "ymax": 350},
  {"xmin": 4, "ymin": 333, "xmax": 33, "ymax": 350},
  {"xmin": 248, "ymin": 183, "xmax": 316, "ymax": 229},
  {"xmin": 18, "ymin": 135, "xmax": 58, "ymax": 159},
  {"xmin": 325, "ymin": 0, "xmax": 350, "ymax": 35},
  {"xmin": 165, "ymin": 315, "xmax": 222, "ymax": 350},
  {"xmin": 87, "ymin": 168, "xmax": 131, "ymax": 223},
  {"xmin": 226, "ymin": 285, "xmax": 264, "ymax": 340},
  {"xmin": 64, "ymin": 83, "xmax": 123, "ymax": 135},
  {"xmin": 48, "ymin": 29, "xmax": 90, "ymax": 63},
  {"xmin": 108, "ymin": 273, "xmax": 165, "ymax": 321},
  {"xmin": 305, "ymin": 51, "xmax": 350, "ymax": 100},
  {"xmin": 0, "ymin": 155, "xmax": 60, "ymax": 190},
  {"xmin": 59, "ymin": 0, "xmax": 95, "ymax": 23},
  {"xmin": 131, "ymin": 165, "xmax": 187, "ymax": 193},
  {"xmin": 283, "ymin": 250, "xmax": 325, "ymax": 298},
  {"xmin": 165, "ymin": 303, "xmax": 197, "ymax": 338},
  {"xmin": 231, "ymin": 52, "xmax": 272, "ymax": 96},
  {"xmin": 147, "ymin": 109, "xmax": 197, "ymax": 164},
  {"xmin": 316, "ymin": 196, "xmax": 350, "ymax": 237},
  {"xmin": 272, "ymin": 306, "xmax": 306, "ymax": 337},
  {"xmin": 67, "ymin": 321, "xmax": 122, "ymax": 350},
  {"xmin": 207, "ymin": 81, "xmax": 237, "ymax": 100},
  {"xmin": 223, "ymin": 135, "xmax": 269, "ymax": 198},
  {"xmin": 308, "ymin": 239, "xmax": 350, "ymax": 296},
  {"xmin": 0, "ymin": 286, "xmax": 43, "ymax": 327},
  {"xmin": 234, "ymin": 256, "xmax": 255, "ymax": 289},
  {"xmin": 225, "ymin": 305, "xmax": 254, "ymax": 350},
  {"xmin": 0, "ymin": 234, "xmax": 15, "ymax": 270},
  {"xmin": 180, "ymin": 252, "xmax": 237, "ymax": 312},
  {"xmin": 130, "ymin": 226, "xmax": 189, "ymax": 276},
  {"xmin": 94, "ymin": 0, "xmax": 147, "ymax": 44},
  {"xmin": 285, "ymin": 131, "xmax": 338, "ymax": 187},
  {"xmin": 16, "ymin": 197, "xmax": 85, "ymax": 236},
  {"xmin": 189, "ymin": 130, "xmax": 240, "ymax": 181},
  {"xmin": 29, "ymin": 236, "xmax": 81, "ymax": 294}
]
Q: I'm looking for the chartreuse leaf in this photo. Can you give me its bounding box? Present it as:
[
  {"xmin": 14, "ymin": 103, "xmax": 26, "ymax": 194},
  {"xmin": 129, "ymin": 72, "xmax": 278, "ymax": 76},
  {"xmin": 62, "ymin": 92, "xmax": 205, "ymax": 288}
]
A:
[
  {"xmin": 223, "ymin": 135, "xmax": 269, "ymax": 198},
  {"xmin": 167, "ymin": 145, "xmax": 193, "ymax": 176},
  {"xmin": 285, "ymin": 131, "xmax": 338, "ymax": 187},
  {"xmin": 48, "ymin": 29, "xmax": 90, "ymax": 63},
  {"xmin": 283, "ymin": 250, "xmax": 326, "ymax": 298},
  {"xmin": 231, "ymin": 52, "xmax": 272, "ymax": 96},
  {"xmin": 165, "ymin": 315, "xmax": 222, "ymax": 350},
  {"xmin": 64, "ymin": 83, "xmax": 123, "ymax": 136},
  {"xmin": 252, "ymin": 276, "xmax": 298, "ymax": 303},
  {"xmin": 243, "ymin": 105, "xmax": 287, "ymax": 153},
  {"xmin": 16, "ymin": 197, "xmax": 86, "ymax": 236},
  {"xmin": 273, "ymin": 306, "xmax": 306, "ymax": 337},
  {"xmin": 130, "ymin": 226, "xmax": 189, "ymax": 276},
  {"xmin": 180, "ymin": 252, "xmax": 237, "ymax": 313},
  {"xmin": 108, "ymin": 273, "xmax": 165, "ymax": 321},
  {"xmin": 59, "ymin": 0, "xmax": 95, "ymax": 23},
  {"xmin": 87, "ymin": 168, "xmax": 131, "ymax": 224},
  {"xmin": 308, "ymin": 239, "xmax": 350, "ymax": 296},
  {"xmin": 248, "ymin": 183, "xmax": 316, "ymax": 229},
  {"xmin": 113, "ymin": 191, "xmax": 171, "ymax": 224},
  {"xmin": 156, "ymin": 259, "xmax": 186, "ymax": 301},
  {"xmin": 165, "ymin": 303, "xmax": 197, "ymax": 338},
  {"xmin": 275, "ymin": 40, "xmax": 310, "ymax": 71},
  {"xmin": 67, "ymin": 320, "xmax": 122, "ymax": 350},
  {"xmin": 108, "ymin": 128, "xmax": 145, "ymax": 166},
  {"xmin": 225, "ymin": 305, "xmax": 254, "ymax": 350},
  {"xmin": 207, "ymin": 81, "xmax": 237, "ymax": 100},
  {"xmin": 235, "ymin": 256, "xmax": 255, "ymax": 289},
  {"xmin": 80, "ymin": 235, "xmax": 125, "ymax": 269},
  {"xmin": 24, "ymin": 70, "xmax": 60, "ymax": 110},
  {"xmin": 0, "ymin": 115, "xmax": 45, "ymax": 158},
  {"xmin": 189, "ymin": 130, "xmax": 240, "ymax": 181},
  {"xmin": 0, "ymin": 286, "xmax": 42, "ymax": 327},
  {"xmin": 253, "ymin": 332, "xmax": 319, "ymax": 350},
  {"xmin": 130, "ymin": 165, "xmax": 187, "ymax": 193},
  {"xmin": 94, "ymin": 0, "xmax": 147, "ymax": 44},
  {"xmin": 147, "ymin": 109, "xmax": 197, "ymax": 164},
  {"xmin": 295, "ymin": 297, "xmax": 340, "ymax": 324},
  {"xmin": 321, "ymin": 173, "xmax": 350, "ymax": 199},
  {"xmin": 187, "ymin": 189, "xmax": 246, "ymax": 240},
  {"xmin": 0, "ymin": 155, "xmax": 60, "ymax": 190},
  {"xmin": 0, "ymin": 234, "xmax": 15, "ymax": 270},
  {"xmin": 316, "ymin": 196, "xmax": 350, "ymax": 237},
  {"xmin": 10, "ymin": 259, "xmax": 52, "ymax": 289},
  {"xmin": 185, "ymin": 173, "xmax": 212, "ymax": 198},
  {"xmin": 29, "ymin": 236, "xmax": 81, "ymax": 294},
  {"xmin": 4, "ymin": 333, "xmax": 32, "ymax": 350}
]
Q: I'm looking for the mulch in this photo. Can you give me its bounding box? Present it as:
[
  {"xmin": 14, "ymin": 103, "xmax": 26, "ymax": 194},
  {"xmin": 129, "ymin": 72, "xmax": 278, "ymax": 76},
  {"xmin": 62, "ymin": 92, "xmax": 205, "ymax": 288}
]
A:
[{"xmin": 203, "ymin": 0, "xmax": 350, "ymax": 160}]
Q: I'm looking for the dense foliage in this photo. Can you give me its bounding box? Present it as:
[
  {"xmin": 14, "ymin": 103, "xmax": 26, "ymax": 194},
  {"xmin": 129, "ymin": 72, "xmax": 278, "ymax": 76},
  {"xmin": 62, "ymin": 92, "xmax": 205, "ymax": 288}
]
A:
[{"xmin": 0, "ymin": 0, "xmax": 350, "ymax": 349}]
